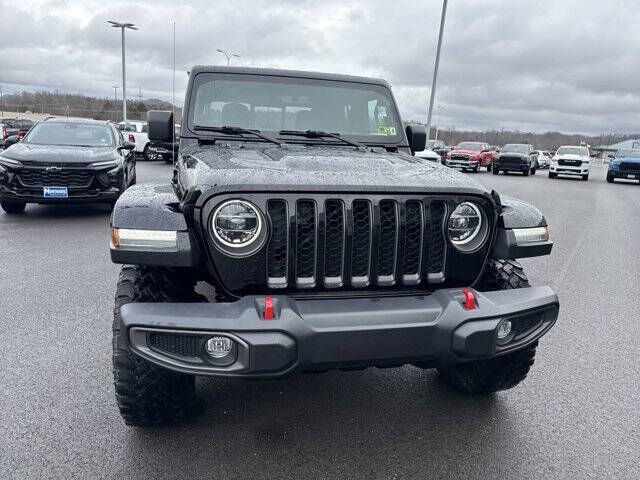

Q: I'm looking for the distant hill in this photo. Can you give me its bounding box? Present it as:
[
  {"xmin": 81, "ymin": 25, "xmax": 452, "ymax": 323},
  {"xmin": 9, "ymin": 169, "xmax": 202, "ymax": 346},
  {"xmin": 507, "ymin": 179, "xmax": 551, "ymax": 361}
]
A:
[{"xmin": 0, "ymin": 90, "xmax": 181, "ymax": 122}]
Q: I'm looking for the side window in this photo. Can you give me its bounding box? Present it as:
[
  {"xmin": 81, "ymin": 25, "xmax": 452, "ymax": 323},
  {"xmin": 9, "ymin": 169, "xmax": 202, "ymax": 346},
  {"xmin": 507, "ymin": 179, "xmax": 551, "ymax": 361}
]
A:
[{"xmin": 117, "ymin": 130, "xmax": 125, "ymax": 145}]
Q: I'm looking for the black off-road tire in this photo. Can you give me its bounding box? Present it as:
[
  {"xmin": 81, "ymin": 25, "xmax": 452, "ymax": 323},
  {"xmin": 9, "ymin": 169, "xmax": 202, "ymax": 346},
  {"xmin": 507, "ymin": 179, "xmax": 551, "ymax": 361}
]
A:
[
  {"xmin": 549, "ymin": 172, "xmax": 557, "ymax": 179},
  {"xmin": 437, "ymin": 259, "xmax": 536, "ymax": 394},
  {"xmin": 582, "ymin": 174, "xmax": 589, "ymax": 181},
  {"xmin": 0, "ymin": 199, "xmax": 26, "ymax": 214},
  {"xmin": 606, "ymin": 174, "xmax": 614, "ymax": 183},
  {"xmin": 112, "ymin": 265, "xmax": 206, "ymax": 426},
  {"xmin": 492, "ymin": 166, "xmax": 499, "ymax": 175}
]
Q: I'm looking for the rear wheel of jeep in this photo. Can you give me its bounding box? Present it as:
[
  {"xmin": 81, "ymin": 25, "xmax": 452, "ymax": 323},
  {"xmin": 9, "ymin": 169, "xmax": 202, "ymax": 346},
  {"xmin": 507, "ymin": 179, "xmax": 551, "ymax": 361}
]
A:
[
  {"xmin": 112, "ymin": 265, "xmax": 206, "ymax": 426},
  {"xmin": 0, "ymin": 199, "xmax": 26, "ymax": 214},
  {"xmin": 437, "ymin": 259, "xmax": 537, "ymax": 394}
]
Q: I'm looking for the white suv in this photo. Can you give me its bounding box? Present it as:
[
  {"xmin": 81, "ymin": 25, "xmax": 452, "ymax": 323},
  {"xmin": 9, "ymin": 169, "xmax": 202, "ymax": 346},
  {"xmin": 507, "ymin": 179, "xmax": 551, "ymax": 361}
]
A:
[{"xmin": 549, "ymin": 146, "xmax": 591, "ymax": 181}]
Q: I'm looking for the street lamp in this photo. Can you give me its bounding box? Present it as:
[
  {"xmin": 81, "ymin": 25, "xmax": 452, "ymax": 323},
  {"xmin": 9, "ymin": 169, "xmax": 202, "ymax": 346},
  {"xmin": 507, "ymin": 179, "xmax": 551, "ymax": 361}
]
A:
[
  {"xmin": 108, "ymin": 20, "xmax": 138, "ymax": 121},
  {"xmin": 216, "ymin": 49, "xmax": 240, "ymax": 66},
  {"xmin": 111, "ymin": 85, "xmax": 120, "ymax": 103},
  {"xmin": 434, "ymin": 105, "xmax": 444, "ymax": 140},
  {"xmin": 425, "ymin": 0, "xmax": 448, "ymax": 142}
]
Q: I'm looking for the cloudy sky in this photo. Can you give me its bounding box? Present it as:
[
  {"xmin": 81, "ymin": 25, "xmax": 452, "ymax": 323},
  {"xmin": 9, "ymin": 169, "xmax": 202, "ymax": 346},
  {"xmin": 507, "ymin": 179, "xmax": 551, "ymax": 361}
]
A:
[{"xmin": 1, "ymin": 0, "xmax": 639, "ymax": 134}]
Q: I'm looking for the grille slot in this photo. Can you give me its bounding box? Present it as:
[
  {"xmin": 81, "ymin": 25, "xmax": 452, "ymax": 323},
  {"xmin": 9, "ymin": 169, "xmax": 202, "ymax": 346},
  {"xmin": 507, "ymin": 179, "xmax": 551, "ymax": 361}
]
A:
[
  {"xmin": 377, "ymin": 200, "xmax": 398, "ymax": 285},
  {"xmin": 295, "ymin": 200, "xmax": 317, "ymax": 288},
  {"xmin": 324, "ymin": 200, "xmax": 345, "ymax": 287},
  {"xmin": 426, "ymin": 201, "xmax": 447, "ymax": 283},
  {"xmin": 351, "ymin": 200, "xmax": 372, "ymax": 286},
  {"xmin": 402, "ymin": 201, "xmax": 424, "ymax": 283},
  {"xmin": 18, "ymin": 169, "xmax": 94, "ymax": 188},
  {"xmin": 266, "ymin": 200, "xmax": 288, "ymax": 288},
  {"xmin": 148, "ymin": 333, "xmax": 201, "ymax": 358}
]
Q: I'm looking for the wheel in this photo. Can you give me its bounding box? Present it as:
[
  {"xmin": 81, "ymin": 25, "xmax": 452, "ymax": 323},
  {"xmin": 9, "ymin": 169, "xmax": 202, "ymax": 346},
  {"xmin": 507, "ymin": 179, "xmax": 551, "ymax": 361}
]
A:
[
  {"xmin": 112, "ymin": 265, "xmax": 206, "ymax": 426},
  {"xmin": 1, "ymin": 199, "xmax": 26, "ymax": 214},
  {"xmin": 606, "ymin": 174, "xmax": 614, "ymax": 183},
  {"xmin": 548, "ymin": 172, "xmax": 556, "ymax": 179},
  {"xmin": 473, "ymin": 165, "xmax": 479, "ymax": 173},
  {"xmin": 582, "ymin": 174, "xmax": 589, "ymax": 181},
  {"xmin": 142, "ymin": 144, "xmax": 154, "ymax": 161},
  {"xmin": 531, "ymin": 167, "xmax": 537, "ymax": 175},
  {"xmin": 437, "ymin": 260, "xmax": 537, "ymax": 394},
  {"xmin": 523, "ymin": 167, "xmax": 530, "ymax": 176},
  {"xmin": 492, "ymin": 167, "xmax": 499, "ymax": 175}
]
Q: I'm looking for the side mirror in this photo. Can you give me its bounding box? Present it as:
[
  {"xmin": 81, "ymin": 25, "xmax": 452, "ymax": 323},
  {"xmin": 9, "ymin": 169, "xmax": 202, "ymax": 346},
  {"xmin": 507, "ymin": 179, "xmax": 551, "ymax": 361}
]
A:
[
  {"xmin": 405, "ymin": 124, "xmax": 426, "ymax": 153},
  {"xmin": 120, "ymin": 141, "xmax": 135, "ymax": 150},
  {"xmin": 147, "ymin": 110, "xmax": 174, "ymax": 142}
]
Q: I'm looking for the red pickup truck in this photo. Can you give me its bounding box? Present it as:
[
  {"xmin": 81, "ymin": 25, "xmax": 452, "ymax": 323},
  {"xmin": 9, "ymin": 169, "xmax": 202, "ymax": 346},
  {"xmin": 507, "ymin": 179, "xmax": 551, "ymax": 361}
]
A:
[{"xmin": 445, "ymin": 142, "xmax": 496, "ymax": 172}]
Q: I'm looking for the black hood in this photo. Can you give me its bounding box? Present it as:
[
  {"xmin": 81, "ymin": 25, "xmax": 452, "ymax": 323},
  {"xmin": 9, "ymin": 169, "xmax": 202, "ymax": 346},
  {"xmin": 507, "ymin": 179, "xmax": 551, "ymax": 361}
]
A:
[
  {"xmin": 182, "ymin": 144, "xmax": 490, "ymax": 194},
  {"xmin": 1, "ymin": 143, "xmax": 117, "ymax": 163}
]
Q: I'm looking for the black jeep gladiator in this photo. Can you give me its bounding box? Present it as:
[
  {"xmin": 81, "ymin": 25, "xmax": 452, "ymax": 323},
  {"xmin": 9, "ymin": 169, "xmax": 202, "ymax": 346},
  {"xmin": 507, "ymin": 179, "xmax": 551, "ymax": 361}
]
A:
[{"xmin": 110, "ymin": 66, "xmax": 558, "ymax": 426}]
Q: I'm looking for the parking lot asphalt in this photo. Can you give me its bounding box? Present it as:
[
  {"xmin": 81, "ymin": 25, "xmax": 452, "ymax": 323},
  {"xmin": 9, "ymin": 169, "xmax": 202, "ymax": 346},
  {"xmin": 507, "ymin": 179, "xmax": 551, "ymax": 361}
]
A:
[{"xmin": 1, "ymin": 160, "xmax": 639, "ymax": 480}]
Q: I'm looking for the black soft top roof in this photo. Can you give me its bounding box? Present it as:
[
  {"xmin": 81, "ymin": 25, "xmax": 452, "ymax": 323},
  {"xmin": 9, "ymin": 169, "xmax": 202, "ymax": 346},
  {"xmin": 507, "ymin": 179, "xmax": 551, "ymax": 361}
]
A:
[{"xmin": 189, "ymin": 66, "xmax": 391, "ymax": 87}]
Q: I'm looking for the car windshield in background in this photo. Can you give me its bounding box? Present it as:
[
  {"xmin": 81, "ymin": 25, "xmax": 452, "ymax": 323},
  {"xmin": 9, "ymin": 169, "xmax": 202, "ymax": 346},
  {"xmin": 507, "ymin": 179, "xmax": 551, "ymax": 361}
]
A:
[
  {"xmin": 24, "ymin": 122, "xmax": 114, "ymax": 147},
  {"xmin": 557, "ymin": 147, "xmax": 589, "ymax": 156},
  {"xmin": 426, "ymin": 140, "xmax": 444, "ymax": 149},
  {"xmin": 189, "ymin": 74, "xmax": 402, "ymax": 142},
  {"xmin": 118, "ymin": 123, "xmax": 138, "ymax": 132},
  {"xmin": 455, "ymin": 143, "xmax": 483, "ymax": 151},
  {"xmin": 615, "ymin": 149, "xmax": 640, "ymax": 158},
  {"xmin": 502, "ymin": 144, "xmax": 529, "ymax": 154}
]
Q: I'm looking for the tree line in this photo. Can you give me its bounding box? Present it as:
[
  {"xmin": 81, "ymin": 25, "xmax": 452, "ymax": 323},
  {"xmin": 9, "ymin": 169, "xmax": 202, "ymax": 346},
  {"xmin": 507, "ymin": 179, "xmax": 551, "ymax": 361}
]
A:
[{"xmin": 0, "ymin": 90, "xmax": 181, "ymax": 123}]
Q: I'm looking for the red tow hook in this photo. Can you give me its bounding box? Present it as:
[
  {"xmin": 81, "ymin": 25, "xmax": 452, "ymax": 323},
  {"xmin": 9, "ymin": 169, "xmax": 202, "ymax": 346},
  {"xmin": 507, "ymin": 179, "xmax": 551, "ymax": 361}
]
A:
[
  {"xmin": 462, "ymin": 288, "xmax": 476, "ymax": 310},
  {"xmin": 263, "ymin": 296, "xmax": 275, "ymax": 320}
]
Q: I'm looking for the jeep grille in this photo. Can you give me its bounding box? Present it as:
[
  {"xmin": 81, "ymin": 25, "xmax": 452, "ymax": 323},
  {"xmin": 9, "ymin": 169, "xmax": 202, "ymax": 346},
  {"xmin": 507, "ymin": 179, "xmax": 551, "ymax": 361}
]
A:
[{"xmin": 203, "ymin": 193, "xmax": 494, "ymax": 296}]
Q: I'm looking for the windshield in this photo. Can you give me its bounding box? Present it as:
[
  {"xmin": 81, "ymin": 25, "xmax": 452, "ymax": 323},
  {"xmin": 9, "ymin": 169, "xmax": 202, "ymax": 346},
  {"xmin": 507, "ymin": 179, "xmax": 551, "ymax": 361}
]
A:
[
  {"xmin": 426, "ymin": 140, "xmax": 444, "ymax": 149},
  {"xmin": 24, "ymin": 122, "xmax": 114, "ymax": 147},
  {"xmin": 556, "ymin": 146, "xmax": 589, "ymax": 156},
  {"xmin": 119, "ymin": 123, "xmax": 138, "ymax": 132},
  {"xmin": 615, "ymin": 149, "xmax": 640, "ymax": 158},
  {"xmin": 455, "ymin": 142, "xmax": 483, "ymax": 151},
  {"xmin": 189, "ymin": 73, "xmax": 402, "ymax": 142},
  {"xmin": 502, "ymin": 144, "xmax": 529, "ymax": 154}
]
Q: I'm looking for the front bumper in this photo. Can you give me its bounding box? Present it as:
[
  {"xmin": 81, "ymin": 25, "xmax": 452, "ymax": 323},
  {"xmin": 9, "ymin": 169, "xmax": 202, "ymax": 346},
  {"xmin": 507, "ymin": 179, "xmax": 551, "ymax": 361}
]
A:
[
  {"xmin": 446, "ymin": 159, "xmax": 479, "ymax": 169},
  {"xmin": 0, "ymin": 165, "xmax": 123, "ymax": 204},
  {"xmin": 550, "ymin": 164, "xmax": 589, "ymax": 175},
  {"xmin": 608, "ymin": 168, "xmax": 640, "ymax": 180},
  {"xmin": 119, "ymin": 286, "xmax": 559, "ymax": 378}
]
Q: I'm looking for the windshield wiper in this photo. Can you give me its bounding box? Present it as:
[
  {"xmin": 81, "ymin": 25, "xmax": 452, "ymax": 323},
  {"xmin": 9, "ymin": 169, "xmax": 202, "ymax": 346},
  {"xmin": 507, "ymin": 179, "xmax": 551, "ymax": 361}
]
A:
[
  {"xmin": 193, "ymin": 125, "xmax": 282, "ymax": 146},
  {"xmin": 278, "ymin": 129, "xmax": 367, "ymax": 149}
]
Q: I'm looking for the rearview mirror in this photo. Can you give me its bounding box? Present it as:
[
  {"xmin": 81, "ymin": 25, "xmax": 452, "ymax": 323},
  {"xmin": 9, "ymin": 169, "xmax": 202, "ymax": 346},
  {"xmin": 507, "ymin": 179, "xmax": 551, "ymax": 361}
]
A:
[
  {"xmin": 147, "ymin": 110, "xmax": 174, "ymax": 142},
  {"xmin": 405, "ymin": 124, "xmax": 426, "ymax": 153}
]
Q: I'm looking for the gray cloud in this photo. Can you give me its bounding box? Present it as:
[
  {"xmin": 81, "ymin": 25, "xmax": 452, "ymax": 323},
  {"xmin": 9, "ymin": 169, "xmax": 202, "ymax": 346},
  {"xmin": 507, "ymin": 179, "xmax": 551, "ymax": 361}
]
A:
[{"xmin": 1, "ymin": 0, "xmax": 638, "ymax": 134}]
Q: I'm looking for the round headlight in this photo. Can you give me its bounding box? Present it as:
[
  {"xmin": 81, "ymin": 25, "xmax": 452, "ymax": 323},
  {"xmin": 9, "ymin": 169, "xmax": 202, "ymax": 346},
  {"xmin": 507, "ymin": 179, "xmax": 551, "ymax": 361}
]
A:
[
  {"xmin": 211, "ymin": 199, "xmax": 266, "ymax": 256},
  {"xmin": 447, "ymin": 202, "xmax": 488, "ymax": 252}
]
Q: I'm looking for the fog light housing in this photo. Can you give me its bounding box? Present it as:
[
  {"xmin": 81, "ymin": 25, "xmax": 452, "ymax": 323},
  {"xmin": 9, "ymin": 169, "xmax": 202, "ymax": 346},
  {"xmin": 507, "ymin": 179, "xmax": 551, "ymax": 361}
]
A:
[
  {"xmin": 205, "ymin": 336, "xmax": 234, "ymax": 358},
  {"xmin": 496, "ymin": 320, "xmax": 514, "ymax": 345}
]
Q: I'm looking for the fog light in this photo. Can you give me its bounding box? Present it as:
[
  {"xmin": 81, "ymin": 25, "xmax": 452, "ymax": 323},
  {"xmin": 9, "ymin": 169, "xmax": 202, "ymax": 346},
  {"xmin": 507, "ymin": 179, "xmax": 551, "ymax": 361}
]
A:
[
  {"xmin": 205, "ymin": 336, "xmax": 234, "ymax": 358},
  {"xmin": 496, "ymin": 320, "xmax": 514, "ymax": 345}
]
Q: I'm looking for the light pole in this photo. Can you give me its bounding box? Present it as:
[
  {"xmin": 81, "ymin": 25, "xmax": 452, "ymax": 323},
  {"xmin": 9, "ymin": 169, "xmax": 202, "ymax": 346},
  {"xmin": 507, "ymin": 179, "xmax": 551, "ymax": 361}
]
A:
[
  {"xmin": 108, "ymin": 20, "xmax": 138, "ymax": 121},
  {"xmin": 216, "ymin": 49, "xmax": 240, "ymax": 66},
  {"xmin": 425, "ymin": 0, "xmax": 448, "ymax": 142},
  {"xmin": 112, "ymin": 85, "xmax": 120, "ymax": 103},
  {"xmin": 434, "ymin": 105, "xmax": 444, "ymax": 140},
  {"xmin": 0, "ymin": 85, "xmax": 3, "ymax": 116}
]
